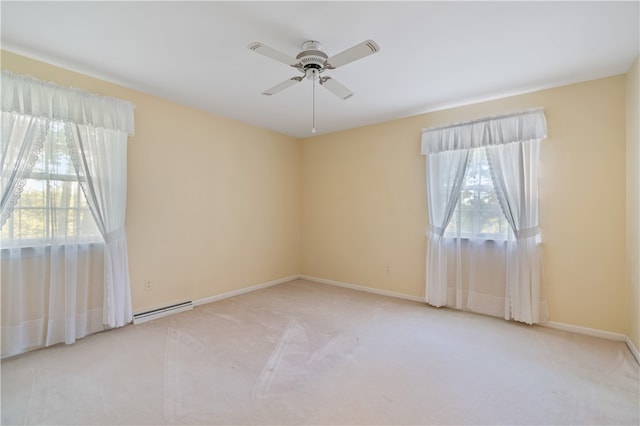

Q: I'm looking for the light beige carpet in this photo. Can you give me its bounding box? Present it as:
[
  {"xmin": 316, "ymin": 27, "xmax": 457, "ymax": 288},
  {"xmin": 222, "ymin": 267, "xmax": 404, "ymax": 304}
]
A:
[{"xmin": 1, "ymin": 279, "xmax": 638, "ymax": 425}]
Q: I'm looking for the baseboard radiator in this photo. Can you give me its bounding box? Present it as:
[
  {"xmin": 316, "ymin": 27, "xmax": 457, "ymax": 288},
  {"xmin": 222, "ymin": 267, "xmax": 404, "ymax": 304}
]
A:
[{"xmin": 132, "ymin": 301, "xmax": 193, "ymax": 325}]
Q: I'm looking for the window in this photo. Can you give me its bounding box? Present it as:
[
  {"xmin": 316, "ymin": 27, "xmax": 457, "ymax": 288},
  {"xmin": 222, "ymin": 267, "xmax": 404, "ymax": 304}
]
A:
[
  {"xmin": 445, "ymin": 147, "xmax": 509, "ymax": 240},
  {"xmin": 0, "ymin": 121, "xmax": 100, "ymax": 247},
  {"xmin": 422, "ymin": 108, "xmax": 547, "ymax": 322},
  {"xmin": 2, "ymin": 71, "xmax": 135, "ymax": 357}
]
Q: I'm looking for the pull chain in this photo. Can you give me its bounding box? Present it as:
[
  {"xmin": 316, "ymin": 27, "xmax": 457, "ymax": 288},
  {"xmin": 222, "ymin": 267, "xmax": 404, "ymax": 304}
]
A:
[{"xmin": 311, "ymin": 72, "xmax": 316, "ymax": 134}]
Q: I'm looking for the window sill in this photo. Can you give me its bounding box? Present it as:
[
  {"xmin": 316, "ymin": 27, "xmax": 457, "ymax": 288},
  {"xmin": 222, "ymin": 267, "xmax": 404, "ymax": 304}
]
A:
[
  {"xmin": 1, "ymin": 241, "xmax": 104, "ymax": 256},
  {"xmin": 444, "ymin": 236, "xmax": 507, "ymax": 244}
]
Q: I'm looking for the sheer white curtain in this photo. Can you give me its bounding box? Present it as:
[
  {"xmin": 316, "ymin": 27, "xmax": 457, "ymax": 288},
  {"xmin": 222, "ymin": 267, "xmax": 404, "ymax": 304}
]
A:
[
  {"xmin": 421, "ymin": 109, "xmax": 548, "ymax": 324},
  {"xmin": 1, "ymin": 71, "xmax": 134, "ymax": 357},
  {"xmin": 66, "ymin": 124, "xmax": 132, "ymax": 327},
  {"xmin": 424, "ymin": 150, "xmax": 469, "ymax": 306},
  {"xmin": 1, "ymin": 112, "xmax": 48, "ymax": 225},
  {"xmin": 486, "ymin": 140, "xmax": 546, "ymax": 324}
]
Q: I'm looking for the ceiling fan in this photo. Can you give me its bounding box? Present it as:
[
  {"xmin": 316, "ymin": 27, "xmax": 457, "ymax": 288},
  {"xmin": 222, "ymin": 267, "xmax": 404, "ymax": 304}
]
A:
[{"xmin": 247, "ymin": 39, "xmax": 380, "ymax": 100}]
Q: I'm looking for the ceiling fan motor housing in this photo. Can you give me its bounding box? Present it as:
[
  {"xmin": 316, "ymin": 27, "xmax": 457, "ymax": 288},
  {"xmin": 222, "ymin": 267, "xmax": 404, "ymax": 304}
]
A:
[{"xmin": 296, "ymin": 40, "xmax": 328, "ymax": 70}]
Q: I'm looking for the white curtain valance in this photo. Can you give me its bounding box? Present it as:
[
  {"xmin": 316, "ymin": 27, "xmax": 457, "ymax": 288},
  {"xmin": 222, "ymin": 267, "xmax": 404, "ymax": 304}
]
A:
[
  {"xmin": 421, "ymin": 108, "xmax": 547, "ymax": 154},
  {"xmin": 1, "ymin": 71, "xmax": 135, "ymax": 136}
]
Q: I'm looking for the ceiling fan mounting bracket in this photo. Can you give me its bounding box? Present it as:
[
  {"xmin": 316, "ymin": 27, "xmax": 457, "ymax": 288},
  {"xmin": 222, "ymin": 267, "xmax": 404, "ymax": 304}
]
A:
[{"xmin": 301, "ymin": 40, "xmax": 322, "ymax": 50}]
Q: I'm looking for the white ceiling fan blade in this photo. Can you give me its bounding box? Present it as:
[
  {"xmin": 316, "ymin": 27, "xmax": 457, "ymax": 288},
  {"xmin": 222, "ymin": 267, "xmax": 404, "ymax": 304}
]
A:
[
  {"xmin": 262, "ymin": 77, "xmax": 302, "ymax": 96},
  {"xmin": 248, "ymin": 42, "xmax": 299, "ymax": 66},
  {"xmin": 325, "ymin": 40, "xmax": 380, "ymax": 69},
  {"xmin": 320, "ymin": 77, "xmax": 353, "ymax": 100}
]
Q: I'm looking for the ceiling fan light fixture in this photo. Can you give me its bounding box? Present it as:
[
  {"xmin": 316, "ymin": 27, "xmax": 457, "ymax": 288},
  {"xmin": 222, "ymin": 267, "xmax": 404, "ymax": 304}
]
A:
[{"xmin": 305, "ymin": 68, "xmax": 320, "ymax": 80}]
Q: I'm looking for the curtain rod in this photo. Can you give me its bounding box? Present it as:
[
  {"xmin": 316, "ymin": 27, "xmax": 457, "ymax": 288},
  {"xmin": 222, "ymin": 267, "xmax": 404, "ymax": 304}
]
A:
[{"xmin": 422, "ymin": 107, "xmax": 544, "ymax": 134}]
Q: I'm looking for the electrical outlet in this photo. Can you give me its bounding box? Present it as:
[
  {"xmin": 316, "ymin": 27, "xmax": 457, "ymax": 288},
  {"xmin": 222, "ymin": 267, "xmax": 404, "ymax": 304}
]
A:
[
  {"xmin": 144, "ymin": 280, "xmax": 152, "ymax": 291},
  {"xmin": 385, "ymin": 265, "xmax": 390, "ymax": 273}
]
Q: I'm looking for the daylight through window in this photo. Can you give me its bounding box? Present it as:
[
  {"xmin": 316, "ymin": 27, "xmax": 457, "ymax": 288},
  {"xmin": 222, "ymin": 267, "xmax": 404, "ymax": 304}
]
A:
[
  {"xmin": 445, "ymin": 147, "xmax": 509, "ymax": 240},
  {"xmin": 0, "ymin": 121, "xmax": 101, "ymax": 247}
]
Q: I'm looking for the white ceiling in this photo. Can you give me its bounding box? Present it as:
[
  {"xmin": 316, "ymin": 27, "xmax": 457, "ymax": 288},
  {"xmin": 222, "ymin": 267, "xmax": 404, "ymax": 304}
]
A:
[{"xmin": 2, "ymin": 1, "xmax": 639, "ymax": 138}]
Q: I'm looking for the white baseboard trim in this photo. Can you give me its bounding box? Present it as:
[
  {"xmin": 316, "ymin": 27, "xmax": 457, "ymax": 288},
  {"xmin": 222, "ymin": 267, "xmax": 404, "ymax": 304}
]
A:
[
  {"xmin": 625, "ymin": 336, "xmax": 640, "ymax": 364},
  {"xmin": 192, "ymin": 274, "xmax": 640, "ymax": 365},
  {"xmin": 193, "ymin": 275, "xmax": 300, "ymax": 307},
  {"xmin": 541, "ymin": 321, "xmax": 640, "ymax": 364},
  {"xmin": 300, "ymin": 275, "xmax": 424, "ymax": 303},
  {"xmin": 541, "ymin": 321, "xmax": 628, "ymax": 341}
]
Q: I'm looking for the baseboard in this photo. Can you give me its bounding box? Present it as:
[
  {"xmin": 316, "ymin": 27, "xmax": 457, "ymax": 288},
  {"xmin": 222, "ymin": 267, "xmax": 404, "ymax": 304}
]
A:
[
  {"xmin": 542, "ymin": 321, "xmax": 640, "ymax": 365},
  {"xmin": 183, "ymin": 273, "xmax": 640, "ymax": 366},
  {"xmin": 193, "ymin": 275, "xmax": 301, "ymax": 307},
  {"xmin": 625, "ymin": 336, "xmax": 640, "ymax": 364},
  {"xmin": 300, "ymin": 275, "xmax": 424, "ymax": 303}
]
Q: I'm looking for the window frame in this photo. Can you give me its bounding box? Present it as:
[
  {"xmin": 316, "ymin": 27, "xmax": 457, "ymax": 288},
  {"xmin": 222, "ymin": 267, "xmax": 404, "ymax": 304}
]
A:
[
  {"xmin": 0, "ymin": 122, "xmax": 102, "ymax": 248},
  {"xmin": 445, "ymin": 147, "xmax": 510, "ymax": 241}
]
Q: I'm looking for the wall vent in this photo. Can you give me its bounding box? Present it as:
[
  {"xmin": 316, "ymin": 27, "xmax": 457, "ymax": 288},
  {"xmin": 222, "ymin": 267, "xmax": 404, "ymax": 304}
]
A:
[{"xmin": 132, "ymin": 301, "xmax": 193, "ymax": 325}]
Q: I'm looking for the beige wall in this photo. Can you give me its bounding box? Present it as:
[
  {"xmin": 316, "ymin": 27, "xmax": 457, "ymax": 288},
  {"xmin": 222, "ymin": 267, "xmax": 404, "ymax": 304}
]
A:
[
  {"xmin": 627, "ymin": 56, "xmax": 640, "ymax": 349},
  {"xmin": 301, "ymin": 120, "xmax": 427, "ymax": 297},
  {"xmin": 302, "ymin": 76, "xmax": 629, "ymax": 335},
  {"xmin": 1, "ymin": 50, "xmax": 302, "ymax": 313},
  {"xmin": 1, "ymin": 50, "xmax": 633, "ymax": 337}
]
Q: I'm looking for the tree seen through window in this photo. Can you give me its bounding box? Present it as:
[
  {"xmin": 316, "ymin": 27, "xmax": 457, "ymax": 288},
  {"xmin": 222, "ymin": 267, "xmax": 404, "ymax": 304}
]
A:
[
  {"xmin": 0, "ymin": 121, "xmax": 100, "ymax": 246},
  {"xmin": 445, "ymin": 147, "xmax": 509, "ymax": 240}
]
